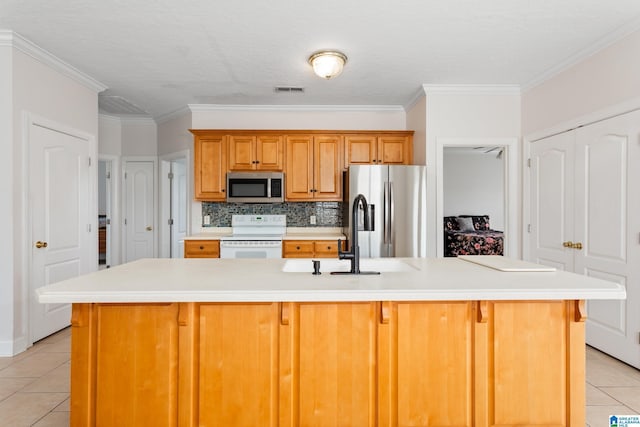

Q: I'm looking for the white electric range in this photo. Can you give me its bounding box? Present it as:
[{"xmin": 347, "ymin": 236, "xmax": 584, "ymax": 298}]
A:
[{"xmin": 219, "ymin": 215, "xmax": 286, "ymax": 259}]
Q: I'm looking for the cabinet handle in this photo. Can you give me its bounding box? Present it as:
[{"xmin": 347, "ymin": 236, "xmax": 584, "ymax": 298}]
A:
[
  {"xmin": 380, "ymin": 302, "xmax": 391, "ymax": 324},
  {"xmin": 327, "ymin": 246, "xmax": 331, "ymax": 250},
  {"xmin": 296, "ymin": 246, "xmax": 300, "ymax": 250},
  {"xmin": 221, "ymin": 189, "xmax": 225, "ymax": 192},
  {"xmin": 199, "ymin": 246, "xmax": 204, "ymax": 250}
]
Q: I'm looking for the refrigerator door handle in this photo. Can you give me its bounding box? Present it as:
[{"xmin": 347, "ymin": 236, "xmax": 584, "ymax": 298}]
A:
[
  {"xmin": 389, "ymin": 182, "xmax": 395, "ymax": 256},
  {"xmin": 383, "ymin": 183, "xmax": 389, "ymax": 244}
]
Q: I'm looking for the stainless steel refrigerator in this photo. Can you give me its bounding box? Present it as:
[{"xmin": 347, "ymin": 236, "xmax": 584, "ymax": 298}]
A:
[{"xmin": 344, "ymin": 165, "xmax": 427, "ymax": 258}]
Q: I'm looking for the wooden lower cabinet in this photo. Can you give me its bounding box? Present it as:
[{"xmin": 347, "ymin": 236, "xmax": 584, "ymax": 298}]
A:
[
  {"xmin": 184, "ymin": 240, "xmax": 220, "ymax": 258},
  {"xmin": 282, "ymin": 239, "xmax": 344, "ymax": 258},
  {"xmin": 70, "ymin": 300, "xmax": 585, "ymax": 427}
]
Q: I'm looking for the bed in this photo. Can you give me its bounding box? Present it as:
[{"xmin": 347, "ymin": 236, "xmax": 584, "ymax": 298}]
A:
[{"xmin": 443, "ymin": 215, "xmax": 504, "ymax": 257}]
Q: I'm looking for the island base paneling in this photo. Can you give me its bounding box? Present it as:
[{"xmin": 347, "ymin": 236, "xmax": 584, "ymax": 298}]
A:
[{"xmin": 70, "ymin": 300, "xmax": 585, "ymax": 427}]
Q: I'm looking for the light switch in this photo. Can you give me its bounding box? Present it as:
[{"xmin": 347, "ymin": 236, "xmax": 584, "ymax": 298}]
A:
[
  {"xmin": 310, "ymin": 215, "xmax": 316, "ymax": 225},
  {"xmin": 203, "ymin": 215, "xmax": 211, "ymax": 225}
]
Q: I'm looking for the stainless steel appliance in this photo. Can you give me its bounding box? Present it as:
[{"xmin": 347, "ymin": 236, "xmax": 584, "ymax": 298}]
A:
[
  {"xmin": 345, "ymin": 165, "xmax": 427, "ymax": 258},
  {"xmin": 226, "ymin": 172, "xmax": 284, "ymax": 203},
  {"xmin": 220, "ymin": 215, "xmax": 286, "ymax": 258}
]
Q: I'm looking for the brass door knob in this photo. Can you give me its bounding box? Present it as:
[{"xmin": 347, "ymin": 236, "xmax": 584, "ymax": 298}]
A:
[
  {"xmin": 572, "ymin": 242, "xmax": 583, "ymax": 250},
  {"xmin": 562, "ymin": 241, "xmax": 573, "ymax": 248},
  {"xmin": 146, "ymin": 226, "xmax": 152, "ymax": 231},
  {"xmin": 35, "ymin": 241, "xmax": 48, "ymax": 249}
]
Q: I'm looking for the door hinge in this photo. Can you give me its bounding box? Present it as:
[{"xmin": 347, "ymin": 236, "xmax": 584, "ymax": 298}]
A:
[
  {"xmin": 527, "ymin": 158, "xmax": 531, "ymax": 168},
  {"xmin": 124, "ymin": 172, "xmax": 127, "ymax": 179},
  {"xmin": 106, "ymin": 218, "xmax": 111, "ymax": 225},
  {"xmin": 106, "ymin": 171, "xmax": 111, "ymax": 179},
  {"xmin": 527, "ymin": 224, "xmax": 532, "ymax": 233},
  {"xmin": 88, "ymin": 157, "xmax": 92, "ymax": 167},
  {"xmin": 87, "ymin": 224, "xmax": 92, "ymax": 232},
  {"xmin": 168, "ymin": 218, "xmax": 174, "ymax": 226},
  {"xmin": 124, "ymin": 218, "xmax": 127, "ymax": 225},
  {"xmin": 168, "ymin": 172, "xmax": 174, "ymax": 180}
]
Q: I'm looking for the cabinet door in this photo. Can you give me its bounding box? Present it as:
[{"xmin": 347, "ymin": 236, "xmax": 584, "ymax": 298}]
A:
[
  {"xmin": 228, "ymin": 135, "xmax": 256, "ymax": 171},
  {"xmin": 378, "ymin": 301, "xmax": 474, "ymax": 427},
  {"xmin": 378, "ymin": 135, "xmax": 411, "ymax": 164},
  {"xmin": 256, "ymin": 135, "xmax": 284, "ymax": 171},
  {"xmin": 194, "ymin": 136, "xmax": 227, "ymax": 200},
  {"xmin": 345, "ymin": 135, "xmax": 377, "ymax": 165},
  {"xmin": 313, "ymin": 240, "xmax": 343, "ymax": 257},
  {"xmin": 71, "ymin": 303, "xmax": 180, "ymax": 427},
  {"xmin": 280, "ymin": 302, "xmax": 377, "ymax": 427},
  {"xmin": 314, "ymin": 135, "xmax": 342, "ymax": 200},
  {"xmin": 199, "ymin": 303, "xmax": 280, "ymax": 426},
  {"xmin": 474, "ymin": 300, "xmax": 585, "ymax": 427},
  {"xmin": 285, "ymin": 135, "xmax": 314, "ymax": 200},
  {"xmin": 184, "ymin": 240, "xmax": 220, "ymax": 258}
]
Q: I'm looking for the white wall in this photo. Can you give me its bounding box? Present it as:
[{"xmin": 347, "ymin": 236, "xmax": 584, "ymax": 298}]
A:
[
  {"xmin": 3, "ymin": 45, "xmax": 100, "ymax": 356},
  {"xmin": 121, "ymin": 118, "xmax": 157, "ymax": 156},
  {"xmin": 157, "ymin": 112, "xmax": 192, "ymax": 156},
  {"xmin": 443, "ymin": 148, "xmax": 504, "ymax": 230},
  {"xmin": 406, "ymin": 96, "xmax": 426, "ymax": 165},
  {"xmin": 98, "ymin": 115, "xmax": 122, "ymax": 156},
  {"xmin": 522, "ymin": 29, "xmax": 640, "ymax": 136},
  {"xmin": 424, "ymin": 87, "xmax": 521, "ymax": 257},
  {"xmin": 0, "ymin": 43, "xmax": 15, "ymax": 356}
]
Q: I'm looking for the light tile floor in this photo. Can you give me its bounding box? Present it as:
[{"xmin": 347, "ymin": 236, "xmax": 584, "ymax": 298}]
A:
[{"xmin": 0, "ymin": 327, "xmax": 638, "ymax": 426}]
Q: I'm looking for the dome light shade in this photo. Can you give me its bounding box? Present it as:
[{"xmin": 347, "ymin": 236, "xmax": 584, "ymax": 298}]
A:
[{"xmin": 308, "ymin": 51, "xmax": 347, "ymax": 79}]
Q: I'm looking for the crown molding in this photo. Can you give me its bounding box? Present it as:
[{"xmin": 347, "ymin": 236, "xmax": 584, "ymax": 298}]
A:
[
  {"xmin": 522, "ymin": 16, "xmax": 640, "ymax": 92},
  {"xmin": 188, "ymin": 104, "xmax": 405, "ymax": 113},
  {"xmin": 99, "ymin": 113, "xmax": 156, "ymax": 125},
  {"xmin": 155, "ymin": 106, "xmax": 192, "ymax": 124},
  {"xmin": 0, "ymin": 30, "xmax": 107, "ymax": 93},
  {"xmin": 404, "ymin": 89, "xmax": 426, "ymax": 111},
  {"xmin": 422, "ymin": 84, "xmax": 521, "ymax": 96}
]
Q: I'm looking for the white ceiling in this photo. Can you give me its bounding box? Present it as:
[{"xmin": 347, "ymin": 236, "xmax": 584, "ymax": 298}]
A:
[{"xmin": 2, "ymin": 0, "xmax": 640, "ymax": 119}]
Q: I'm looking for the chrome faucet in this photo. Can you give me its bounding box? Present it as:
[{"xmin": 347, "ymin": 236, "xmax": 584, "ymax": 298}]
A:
[{"xmin": 333, "ymin": 194, "xmax": 380, "ymax": 275}]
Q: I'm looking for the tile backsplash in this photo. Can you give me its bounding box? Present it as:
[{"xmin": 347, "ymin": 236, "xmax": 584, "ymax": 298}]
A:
[{"xmin": 201, "ymin": 202, "xmax": 343, "ymax": 227}]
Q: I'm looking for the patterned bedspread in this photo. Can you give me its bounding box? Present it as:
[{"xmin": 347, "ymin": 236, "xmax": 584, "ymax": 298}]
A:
[{"xmin": 444, "ymin": 230, "xmax": 504, "ymax": 257}]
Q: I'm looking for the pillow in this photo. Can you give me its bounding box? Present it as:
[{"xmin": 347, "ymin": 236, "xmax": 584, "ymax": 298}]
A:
[{"xmin": 456, "ymin": 217, "xmax": 475, "ymax": 232}]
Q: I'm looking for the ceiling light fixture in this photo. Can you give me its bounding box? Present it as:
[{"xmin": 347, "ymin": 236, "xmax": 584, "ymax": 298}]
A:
[{"xmin": 308, "ymin": 50, "xmax": 348, "ymax": 79}]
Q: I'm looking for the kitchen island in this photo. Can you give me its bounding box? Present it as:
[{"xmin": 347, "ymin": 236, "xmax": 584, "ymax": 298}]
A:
[{"xmin": 38, "ymin": 257, "xmax": 625, "ymax": 427}]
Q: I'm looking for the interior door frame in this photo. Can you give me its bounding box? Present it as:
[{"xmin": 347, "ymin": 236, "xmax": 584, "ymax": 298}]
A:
[
  {"xmin": 122, "ymin": 156, "xmax": 158, "ymax": 261},
  {"xmin": 159, "ymin": 150, "xmax": 191, "ymax": 258},
  {"xmin": 21, "ymin": 111, "xmax": 97, "ymax": 349},
  {"xmin": 99, "ymin": 154, "xmax": 121, "ymax": 267},
  {"xmin": 435, "ymin": 137, "xmax": 519, "ymax": 258}
]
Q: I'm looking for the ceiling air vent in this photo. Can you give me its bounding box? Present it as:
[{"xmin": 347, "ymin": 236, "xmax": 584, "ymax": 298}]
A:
[{"xmin": 274, "ymin": 86, "xmax": 305, "ymax": 94}]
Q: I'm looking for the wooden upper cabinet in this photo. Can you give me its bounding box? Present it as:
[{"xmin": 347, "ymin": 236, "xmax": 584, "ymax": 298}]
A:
[
  {"xmin": 285, "ymin": 135, "xmax": 342, "ymax": 201},
  {"xmin": 345, "ymin": 133, "xmax": 412, "ymax": 166},
  {"xmin": 194, "ymin": 135, "xmax": 227, "ymax": 201},
  {"xmin": 228, "ymin": 135, "xmax": 283, "ymax": 171}
]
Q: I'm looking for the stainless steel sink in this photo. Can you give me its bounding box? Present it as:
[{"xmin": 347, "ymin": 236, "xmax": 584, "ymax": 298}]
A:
[{"xmin": 282, "ymin": 258, "xmax": 419, "ymax": 273}]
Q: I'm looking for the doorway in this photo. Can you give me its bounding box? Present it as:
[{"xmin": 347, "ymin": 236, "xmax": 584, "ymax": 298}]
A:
[
  {"xmin": 442, "ymin": 146, "xmax": 505, "ymax": 257},
  {"xmin": 98, "ymin": 159, "xmax": 112, "ymax": 268},
  {"xmin": 435, "ymin": 137, "xmax": 519, "ymax": 258}
]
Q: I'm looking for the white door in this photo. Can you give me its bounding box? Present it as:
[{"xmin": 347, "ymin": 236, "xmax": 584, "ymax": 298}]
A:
[
  {"xmin": 576, "ymin": 112, "xmax": 640, "ymax": 368},
  {"xmin": 170, "ymin": 159, "xmax": 187, "ymax": 258},
  {"xmin": 529, "ymin": 131, "xmax": 575, "ymax": 271},
  {"xmin": 124, "ymin": 161, "xmax": 155, "ymax": 262},
  {"xmin": 30, "ymin": 123, "xmax": 93, "ymax": 342}
]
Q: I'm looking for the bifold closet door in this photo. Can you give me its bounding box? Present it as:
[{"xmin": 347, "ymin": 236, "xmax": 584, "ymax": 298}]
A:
[{"xmin": 575, "ymin": 111, "xmax": 640, "ymax": 369}]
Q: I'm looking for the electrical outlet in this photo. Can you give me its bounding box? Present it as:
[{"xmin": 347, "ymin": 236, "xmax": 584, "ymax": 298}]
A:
[
  {"xmin": 203, "ymin": 215, "xmax": 211, "ymax": 225},
  {"xmin": 310, "ymin": 215, "xmax": 316, "ymax": 225}
]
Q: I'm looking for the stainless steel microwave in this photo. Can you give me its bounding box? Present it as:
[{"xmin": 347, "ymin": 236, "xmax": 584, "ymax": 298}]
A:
[{"xmin": 226, "ymin": 172, "xmax": 284, "ymax": 203}]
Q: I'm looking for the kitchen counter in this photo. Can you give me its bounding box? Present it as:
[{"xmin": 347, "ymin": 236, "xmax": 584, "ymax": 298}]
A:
[
  {"xmin": 37, "ymin": 257, "xmax": 624, "ymax": 303},
  {"xmin": 47, "ymin": 256, "xmax": 623, "ymax": 427},
  {"xmin": 186, "ymin": 227, "xmax": 345, "ymax": 241}
]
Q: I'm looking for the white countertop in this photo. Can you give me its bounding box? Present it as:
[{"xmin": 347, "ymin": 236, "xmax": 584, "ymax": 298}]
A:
[
  {"xmin": 37, "ymin": 257, "xmax": 626, "ymax": 304},
  {"xmin": 186, "ymin": 227, "xmax": 345, "ymax": 241}
]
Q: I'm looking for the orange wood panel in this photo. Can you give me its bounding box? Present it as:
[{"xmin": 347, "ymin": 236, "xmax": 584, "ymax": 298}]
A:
[
  {"xmin": 313, "ymin": 240, "xmax": 343, "ymax": 257},
  {"xmin": 184, "ymin": 240, "xmax": 220, "ymax": 258},
  {"xmin": 378, "ymin": 135, "xmax": 412, "ymax": 164},
  {"xmin": 285, "ymin": 135, "xmax": 314, "ymax": 200},
  {"xmin": 314, "ymin": 135, "xmax": 342, "ymax": 200},
  {"xmin": 282, "ymin": 240, "xmax": 315, "ymax": 258},
  {"xmin": 379, "ymin": 301, "xmax": 474, "ymax": 427},
  {"xmin": 194, "ymin": 136, "xmax": 227, "ymax": 200},
  {"xmin": 70, "ymin": 304, "xmax": 96, "ymax": 427},
  {"xmin": 93, "ymin": 303, "xmax": 180, "ymax": 427},
  {"xmin": 227, "ymin": 135, "xmax": 255, "ymax": 171},
  {"xmin": 198, "ymin": 303, "xmax": 280, "ymax": 427},
  {"xmin": 281, "ymin": 302, "xmax": 377, "ymax": 427},
  {"xmin": 256, "ymin": 135, "xmax": 284, "ymax": 171},
  {"xmin": 178, "ymin": 303, "xmax": 199, "ymax": 427},
  {"xmin": 478, "ymin": 300, "xmax": 583, "ymax": 427},
  {"xmin": 345, "ymin": 135, "xmax": 377, "ymax": 165}
]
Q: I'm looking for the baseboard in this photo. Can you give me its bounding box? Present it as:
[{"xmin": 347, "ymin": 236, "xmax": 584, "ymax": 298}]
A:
[{"xmin": 0, "ymin": 335, "xmax": 28, "ymax": 357}]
